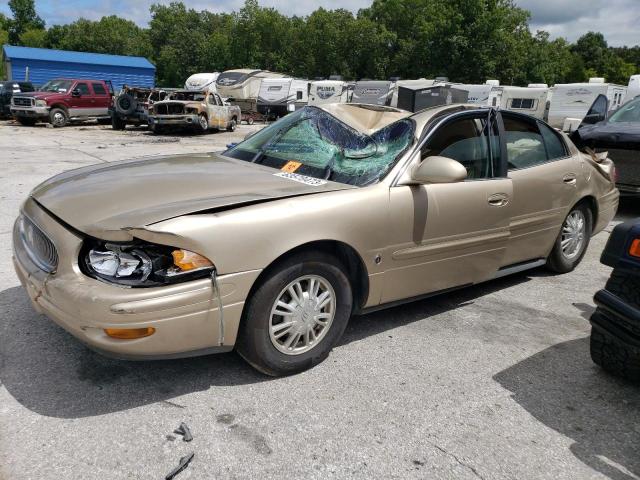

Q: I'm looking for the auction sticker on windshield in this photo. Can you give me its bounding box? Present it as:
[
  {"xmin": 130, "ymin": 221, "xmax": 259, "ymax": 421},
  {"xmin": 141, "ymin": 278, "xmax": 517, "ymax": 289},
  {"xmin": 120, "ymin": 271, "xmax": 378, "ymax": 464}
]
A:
[
  {"xmin": 281, "ymin": 161, "xmax": 302, "ymax": 173},
  {"xmin": 273, "ymin": 172, "xmax": 328, "ymax": 186}
]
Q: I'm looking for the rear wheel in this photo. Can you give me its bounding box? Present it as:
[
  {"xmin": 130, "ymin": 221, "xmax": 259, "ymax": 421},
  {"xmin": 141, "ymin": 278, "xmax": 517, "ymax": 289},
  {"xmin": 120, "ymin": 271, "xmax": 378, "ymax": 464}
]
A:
[
  {"xmin": 236, "ymin": 251, "xmax": 353, "ymax": 376},
  {"xmin": 227, "ymin": 117, "xmax": 237, "ymax": 132},
  {"xmin": 49, "ymin": 108, "xmax": 68, "ymax": 127},
  {"xmin": 111, "ymin": 116, "xmax": 127, "ymax": 130},
  {"xmin": 546, "ymin": 203, "xmax": 592, "ymax": 273},
  {"xmin": 16, "ymin": 116, "xmax": 36, "ymax": 126}
]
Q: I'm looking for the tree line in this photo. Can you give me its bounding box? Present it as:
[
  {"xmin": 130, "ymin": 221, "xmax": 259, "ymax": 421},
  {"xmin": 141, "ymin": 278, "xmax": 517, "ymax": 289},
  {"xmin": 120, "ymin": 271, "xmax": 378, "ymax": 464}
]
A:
[{"xmin": 1, "ymin": 0, "xmax": 638, "ymax": 88}]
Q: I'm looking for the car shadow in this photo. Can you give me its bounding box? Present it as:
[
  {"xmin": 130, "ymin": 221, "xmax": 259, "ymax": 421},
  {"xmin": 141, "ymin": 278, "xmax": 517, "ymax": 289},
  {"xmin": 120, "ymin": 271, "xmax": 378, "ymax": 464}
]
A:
[
  {"xmin": 494, "ymin": 338, "xmax": 640, "ymax": 480},
  {"xmin": 0, "ymin": 271, "xmax": 535, "ymax": 419}
]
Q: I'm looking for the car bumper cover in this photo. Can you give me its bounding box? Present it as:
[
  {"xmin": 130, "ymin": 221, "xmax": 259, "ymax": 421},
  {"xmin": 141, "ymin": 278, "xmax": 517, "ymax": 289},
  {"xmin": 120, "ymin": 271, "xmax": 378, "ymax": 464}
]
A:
[{"xmin": 591, "ymin": 288, "xmax": 640, "ymax": 354}]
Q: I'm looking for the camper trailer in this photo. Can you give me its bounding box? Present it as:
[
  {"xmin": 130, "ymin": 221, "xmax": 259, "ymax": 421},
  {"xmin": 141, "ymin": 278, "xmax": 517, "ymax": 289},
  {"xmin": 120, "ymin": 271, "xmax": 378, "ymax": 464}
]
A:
[
  {"xmin": 216, "ymin": 69, "xmax": 287, "ymax": 112},
  {"xmin": 488, "ymin": 86, "xmax": 550, "ymax": 120},
  {"xmin": 396, "ymin": 84, "xmax": 468, "ymax": 113},
  {"xmin": 625, "ymin": 74, "xmax": 640, "ymax": 102},
  {"xmin": 257, "ymin": 78, "xmax": 309, "ymax": 117},
  {"xmin": 454, "ymin": 84, "xmax": 493, "ymax": 105},
  {"xmin": 547, "ymin": 79, "xmax": 627, "ymax": 129},
  {"xmin": 350, "ymin": 80, "xmax": 395, "ymax": 106},
  {"xmin": 308, "ymin": 80, "xmax": 349, "ymax": 105},
  {"xmin": 184, "ymin": 73, "xmax": 219, "ymax": 92},
  {"xmin": 390, "ymin": 79, "xmax": 436, "ymax": 107}
]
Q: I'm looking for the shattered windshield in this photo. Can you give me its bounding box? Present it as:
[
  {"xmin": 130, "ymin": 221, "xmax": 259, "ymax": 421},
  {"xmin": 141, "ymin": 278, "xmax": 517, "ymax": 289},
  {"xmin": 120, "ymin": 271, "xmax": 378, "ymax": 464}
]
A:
[
  {"xmin": 223, "ymin": 106, "xmax": 415, "ymax": 186},
  {"xmin": 609, "ymin": 97, "xmax": 640, "ymax": 123},
  {"xmin": 169, "ymin": 91, "xmax": 206, "ymax": 102},
  {"xmin": 40, "ymin": 80, "xmax": 74, "ymax": 93}
]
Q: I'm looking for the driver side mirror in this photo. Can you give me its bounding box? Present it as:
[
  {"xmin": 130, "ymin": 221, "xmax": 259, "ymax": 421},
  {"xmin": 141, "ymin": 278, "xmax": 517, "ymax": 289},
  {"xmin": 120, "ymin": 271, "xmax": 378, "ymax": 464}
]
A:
[
  {"xmin": 579, "ymin": 93, "xmax": 608, "ymax": 127},
  {"xmin": 406, "ymin": 156, "xmax": 467, "ymax": 184},
  {"xmin": 72, "ymin": 88, "xmax": 81, "ymax": 97}
]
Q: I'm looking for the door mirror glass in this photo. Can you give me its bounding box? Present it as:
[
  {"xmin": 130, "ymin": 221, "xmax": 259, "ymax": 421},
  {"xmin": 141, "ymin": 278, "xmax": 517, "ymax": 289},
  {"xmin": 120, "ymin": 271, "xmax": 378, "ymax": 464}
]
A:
[
  {"xmin": 580, "ymin": 94, "xmax": 608, "ymax": 126},
  {"xmin": 410, "ymin": 156, "xmax": 468, "ymax": 184}
]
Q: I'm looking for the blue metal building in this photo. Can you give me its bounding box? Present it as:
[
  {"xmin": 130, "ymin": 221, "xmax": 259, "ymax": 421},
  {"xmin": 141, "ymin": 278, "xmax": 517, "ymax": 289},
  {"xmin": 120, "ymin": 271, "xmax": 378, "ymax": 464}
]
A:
[{"xmin": 2, "ymin": 45, "xmax": 155, "ymax": 90}]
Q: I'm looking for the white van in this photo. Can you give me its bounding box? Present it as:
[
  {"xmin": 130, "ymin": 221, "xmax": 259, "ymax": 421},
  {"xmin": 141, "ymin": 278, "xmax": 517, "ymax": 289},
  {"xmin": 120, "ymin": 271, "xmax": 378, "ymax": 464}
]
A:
[
  {"xmin": 308, "ymin": 80, "xmax": 349, "ymax": 105},
  {"xmin": 547, "ymin": 79, "xmax": 627, "ymax": 129}
]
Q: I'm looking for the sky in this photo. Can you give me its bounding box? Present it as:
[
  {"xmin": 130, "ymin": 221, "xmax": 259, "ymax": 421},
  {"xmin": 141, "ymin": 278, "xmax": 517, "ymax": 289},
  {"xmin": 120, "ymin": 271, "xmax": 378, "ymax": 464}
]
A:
[{"xmin": 1, "ymin": 0, "xmax": 638, "ymax": 47}]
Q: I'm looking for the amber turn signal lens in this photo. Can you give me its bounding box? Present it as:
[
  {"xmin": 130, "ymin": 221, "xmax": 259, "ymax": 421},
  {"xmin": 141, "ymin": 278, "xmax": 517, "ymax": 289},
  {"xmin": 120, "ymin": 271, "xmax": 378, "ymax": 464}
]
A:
[
  {"xmin": 629, "ymin": 239, "xmax": 640, "ymax": 258},
  {"xmin": 104, "ymin": 327, "xmax": 156, "ymax": 339},
  {"xmin": 172, "ymin": 249, "xmax": 213, "ymax": 271}
]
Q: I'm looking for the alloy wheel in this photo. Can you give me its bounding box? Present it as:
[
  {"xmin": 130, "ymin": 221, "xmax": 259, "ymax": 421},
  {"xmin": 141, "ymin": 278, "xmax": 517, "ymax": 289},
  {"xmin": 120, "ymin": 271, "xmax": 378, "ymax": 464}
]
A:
[{"xmin": 561, "ymin": 210, "xmax": 586, "ymax": 260}]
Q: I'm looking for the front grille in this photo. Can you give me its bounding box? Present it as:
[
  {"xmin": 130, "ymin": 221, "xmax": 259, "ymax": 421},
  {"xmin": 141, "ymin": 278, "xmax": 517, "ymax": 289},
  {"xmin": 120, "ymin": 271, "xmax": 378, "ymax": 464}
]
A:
[
  {"xmin": 155, "ymin": 103, "xmax": 185, "ymax": 115},
  {"xmin": 18, "ymin": 215, "xmax": 58, "ymax": 273},
  {"xmin": 13, "ymin": 97, "xmax": 33, "ymax": 107}
]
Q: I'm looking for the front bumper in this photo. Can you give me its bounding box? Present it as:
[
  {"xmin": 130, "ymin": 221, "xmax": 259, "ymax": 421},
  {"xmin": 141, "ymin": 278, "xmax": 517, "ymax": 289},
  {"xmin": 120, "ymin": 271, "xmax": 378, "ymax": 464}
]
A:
[
  {"xmin": 148, "ymin": 114, "xmax": 199, "ymax": 126},
  {"xmin": 10, "ymin": 106, "xmax": 50, "ymax": 118},
  {"xmin": 591, "ymin": 288, "xmax": 640, "ymax": 354},
  {"xmin": 12, "ymin": 198, "xmax": 261, "ymax": 359}
]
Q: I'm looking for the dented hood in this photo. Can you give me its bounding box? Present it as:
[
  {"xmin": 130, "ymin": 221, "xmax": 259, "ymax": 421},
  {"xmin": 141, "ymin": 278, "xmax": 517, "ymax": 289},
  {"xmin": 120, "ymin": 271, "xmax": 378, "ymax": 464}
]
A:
[{"xmin": 31, "ymin": 153, "xmax": 353, "ymax": 239}]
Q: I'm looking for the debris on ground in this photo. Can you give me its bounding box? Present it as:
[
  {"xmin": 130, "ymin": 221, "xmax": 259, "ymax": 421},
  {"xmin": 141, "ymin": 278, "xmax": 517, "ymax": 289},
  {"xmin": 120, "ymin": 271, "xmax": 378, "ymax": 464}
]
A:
[
  {"xmin": 165, "ymin": 452, "xmax": 194, "ymax": 480},
  {"xmin": 173, "ymin": 422, "xmax": 193, "ymax": 442}
]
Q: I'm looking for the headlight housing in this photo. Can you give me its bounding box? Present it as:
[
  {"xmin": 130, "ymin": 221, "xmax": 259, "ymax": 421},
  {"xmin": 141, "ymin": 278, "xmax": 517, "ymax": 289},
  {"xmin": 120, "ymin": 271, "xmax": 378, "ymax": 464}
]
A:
[
  {"xmin": 35, "ymin": 99, "xmax": 48, "ymax": 107},
  {"xmin": 81, "ymin": 240, "xmax": 214, "ymax": 287}
]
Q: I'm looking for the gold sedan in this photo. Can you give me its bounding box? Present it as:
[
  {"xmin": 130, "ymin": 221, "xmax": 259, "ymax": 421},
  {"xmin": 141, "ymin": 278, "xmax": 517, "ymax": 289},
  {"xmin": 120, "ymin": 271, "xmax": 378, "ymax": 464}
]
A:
[{"xmin": 12, "ymin": 103, "xmax": 619, "ymax": 375}]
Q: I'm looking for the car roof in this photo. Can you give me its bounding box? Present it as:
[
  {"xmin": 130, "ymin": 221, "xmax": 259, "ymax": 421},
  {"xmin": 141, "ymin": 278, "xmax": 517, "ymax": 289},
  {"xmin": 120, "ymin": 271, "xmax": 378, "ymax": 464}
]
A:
[{"xmin": 317, "ymin": 103, "xmax": 412, "ymax": 135}]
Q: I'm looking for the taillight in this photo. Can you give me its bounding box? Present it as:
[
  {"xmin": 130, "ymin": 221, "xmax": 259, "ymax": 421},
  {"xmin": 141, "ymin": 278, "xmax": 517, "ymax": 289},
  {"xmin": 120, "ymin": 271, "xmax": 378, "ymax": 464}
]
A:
[{"xmin": 629, "ymin": 238, "xmax": 640, "ymax": 258}]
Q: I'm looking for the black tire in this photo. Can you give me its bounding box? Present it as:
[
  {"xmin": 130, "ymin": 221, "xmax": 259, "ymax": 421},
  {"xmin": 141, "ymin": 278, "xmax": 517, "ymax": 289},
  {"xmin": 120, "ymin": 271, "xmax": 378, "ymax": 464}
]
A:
[
  {"xmin": 49, "ymin": 108, "xmax": 68, "ymax": 127},
  {"xmin": 111, "ymin": 116, "xmax": 127, "ymax": 130},
  {"xmin": 96, "ymin": 117, "xmax": 111, "ymax": 125},
  {"xmin": 115, "ymin": 93, "xmax": 137, "ymax": 115},
  {"xmin": 16, "ymin": 116, "xmax": 36, "ymax": 126},
  {"xmin": 150, "ymin": 123, "xmax": 165, "ymax": 134},
  {"xmin": 198, "ymin": 114, "xmax": 209, "ymax": 133},
  {"xmin": 590, "ymin": 328, "xmax": 640, "ymax": 382},
  {"xmin": 227, "ymin": 117, "xmax": 237, "ymax": 132},
  {"xmin": 236, "ymin": 251, "xmax": 353, "ymax": 376},
  {"xmin": 546, "ymin": 202, "xmax": 592, "ymax": 273},
  {"xmin": 246, "ymin": 116, "xmax": 254, "ymax": 125}
]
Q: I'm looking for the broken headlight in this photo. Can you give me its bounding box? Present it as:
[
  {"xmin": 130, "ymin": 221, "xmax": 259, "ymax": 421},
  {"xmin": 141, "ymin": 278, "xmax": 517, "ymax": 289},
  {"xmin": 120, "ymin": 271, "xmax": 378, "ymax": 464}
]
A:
[{"xmin": 81, "ymin": 240, "xmax": 214, "ymax": 287}]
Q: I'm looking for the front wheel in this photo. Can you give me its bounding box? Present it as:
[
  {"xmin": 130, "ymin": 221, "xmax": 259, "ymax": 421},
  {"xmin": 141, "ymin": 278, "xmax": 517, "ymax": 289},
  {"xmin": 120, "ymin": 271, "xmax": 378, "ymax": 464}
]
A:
[
  {"xmin": 198, "ymin": 114, "xmax": 209, "ymax": 133},
  {"xmin": 49, "ymin": 108, "xmax": 68, "ymax": 127},
  {"xmin": 546, "ymin": 203, "xmax": 592, "ymax": 273},
  {"xmin": 111, "ymin": 116, "xmax": 127, "ymax": 130},
  {"xmin": 236, "ymin": 252, "xmax": 353, "ymax": 376}
]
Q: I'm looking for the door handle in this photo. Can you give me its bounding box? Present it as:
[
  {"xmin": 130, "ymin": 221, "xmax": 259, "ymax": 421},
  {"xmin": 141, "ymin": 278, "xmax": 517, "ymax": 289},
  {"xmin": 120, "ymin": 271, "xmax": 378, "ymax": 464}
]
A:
[
  {"xmin": 563, "ymin": 173, "xmax": 577, "ymax": 185},
  {"xmin": 488, "ymin": 193, "xmax": 509, "ymax": 207}
]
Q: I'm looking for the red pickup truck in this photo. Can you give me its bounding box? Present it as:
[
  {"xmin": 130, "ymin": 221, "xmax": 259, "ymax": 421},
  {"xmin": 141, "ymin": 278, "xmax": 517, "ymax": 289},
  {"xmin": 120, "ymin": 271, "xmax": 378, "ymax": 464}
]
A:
[{"xmin": 11, "ymin": 78, "xmax": 112, "ymax": 127}]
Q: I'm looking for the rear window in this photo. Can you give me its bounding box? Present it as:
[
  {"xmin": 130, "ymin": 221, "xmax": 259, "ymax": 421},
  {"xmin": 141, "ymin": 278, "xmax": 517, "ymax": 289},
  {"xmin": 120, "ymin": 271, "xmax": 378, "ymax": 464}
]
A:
[{"xmin": 538, "ymin": 122, "xmax": 568, "ymax": 160}]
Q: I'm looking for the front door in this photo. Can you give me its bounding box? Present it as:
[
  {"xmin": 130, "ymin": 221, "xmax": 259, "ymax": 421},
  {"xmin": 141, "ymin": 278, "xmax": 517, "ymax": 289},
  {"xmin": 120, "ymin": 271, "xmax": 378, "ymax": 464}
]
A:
[
  {"xmin": 68, "ymin": 81, "xmax": 93, "ymax": 117},
  {"xmin": 383, "ymin": 111, "xmax": 513, "ymax": 303},
  {"xmin": 500, "ymin": 112, "xmax": 582, "ymax": 266}
]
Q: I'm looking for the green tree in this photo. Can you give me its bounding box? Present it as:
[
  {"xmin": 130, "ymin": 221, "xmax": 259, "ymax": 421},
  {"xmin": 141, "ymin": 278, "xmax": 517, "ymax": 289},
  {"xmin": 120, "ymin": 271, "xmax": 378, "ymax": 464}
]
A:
[
  {"xmin": 8, "ymin": 0, "xmax": 44, "ymax": 44},
  {"xmin": 18, "ymin": 27, "xmax": 47, "ymax": 47}
]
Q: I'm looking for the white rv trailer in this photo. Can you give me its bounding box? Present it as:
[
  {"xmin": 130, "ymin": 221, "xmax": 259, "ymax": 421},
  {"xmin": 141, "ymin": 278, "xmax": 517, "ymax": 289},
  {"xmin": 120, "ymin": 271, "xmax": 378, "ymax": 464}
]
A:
[
  {"xmin": 184, "ymin": 73, "xmax": 219, "ymax": 92},
  {"xmin": 257, "ymin": 78, "xmax": 309, "ymax": 117},
  {"xmin": 547, "ymin": 78, "xmax": 627, "ymax": 129},
  {"xmin": 625, "ymin": 74, "xmax": 640, "ymax": 102},
  {"xmin": 215, "ymin": 69, "xmax": 287, "ymax": 112},
  {"xmin": 488, "ymin": 86, "xmax": 550, "ymax": 120},
  {"xmin": 389, "ymin": 79, "xmax": 436, "ymax": 107},
  {"xmin": 454, "ymin": 84, "xmax": 493, "ymax": 105},
  {"xmin": 350, "ymin": 80, "xmax": 395, "ymax": 106},
  {"xmin": 308, "ymin": 80, "xmax": 349, "ymax": 105}
]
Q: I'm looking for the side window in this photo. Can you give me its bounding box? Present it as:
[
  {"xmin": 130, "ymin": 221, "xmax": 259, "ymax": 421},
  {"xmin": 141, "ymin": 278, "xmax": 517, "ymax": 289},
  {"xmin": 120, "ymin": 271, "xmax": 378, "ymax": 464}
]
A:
[
  {"xmin": 537, "ymin": 122, "xmax": 568, "ymax": 160},
  {"xmin": 92, "ymin": 83, "xmax": 107, "ymax": 95},
  {"xmin": 76, "ymin": 83, "xmax": 90, "ymax": 95},
  {"xmin": 207, "ymin": 94, "xmax": 216, "ymax": 105},
  {"xmin": 215, "ymin": 94, "xmax": 223, "ymax": 106},
  {"xmin": 510, "ymin": 98, "xmax": 535, "ymax": 109},
  {"xmin": 421, "ymin": 115, "xmax": 500, "ymax": 180},
  {"xmin": 296, "ymin": 91, "xmax": 303, "ymax": 100},
  {"xmin": 503, "ymin": 115, "xmax": 547, "ymax": 170}
]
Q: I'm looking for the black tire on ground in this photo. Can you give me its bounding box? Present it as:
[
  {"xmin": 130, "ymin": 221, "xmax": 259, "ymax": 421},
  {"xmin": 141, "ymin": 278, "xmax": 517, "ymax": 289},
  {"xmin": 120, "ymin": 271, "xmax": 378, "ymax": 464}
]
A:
[
  {"xmin": 150, "ymin": 123, "xmax": 165, "ymax": 134},
  {"xmin": 546, "ymin": 202, "xmax": 592, "ymax": 273},
  {"xmin": 111, "ymin": 116, "xmax": 127, "ymax": 130},
  {"xmin": 236, "ymin": 251, "xmax": 353, "ymax": 376},
  {"xmin": 227, "ymin": 117, "xmax": 237, "ymax": 132},
  {"xmin": 198, "ymin": 114, "xmax": 209, "ymax": 133},
  {"xmin": 16, "ymin": 116, "xmax": 36, "ymax": 126},
  {"xmin": 590, "ymin": 327, "xmax": 640, "ymax": 382},
  {"xmin": 96, "ymin": 117, "xmax": 111, "ymax": 125},
  {"xmin": 246, "ymin": 116, "xmax": 254, "ymax": 125},
  {"xmin": 49, "ymin": 108, "xmax": 68, "ymax": 127}
]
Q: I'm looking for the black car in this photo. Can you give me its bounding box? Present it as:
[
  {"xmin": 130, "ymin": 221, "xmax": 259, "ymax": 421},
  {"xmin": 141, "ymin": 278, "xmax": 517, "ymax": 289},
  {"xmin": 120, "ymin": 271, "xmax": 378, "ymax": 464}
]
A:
[
  {"xmin": 0, "ymin": 81, "xmax": 35, "ymax": 118},
  {"xmin": 590, "ymin": 219, "xmax": 640, "ymax": 382},
  {"xmin": 571, "ymin": 94, "xmax": 640, "ymax": 195}
]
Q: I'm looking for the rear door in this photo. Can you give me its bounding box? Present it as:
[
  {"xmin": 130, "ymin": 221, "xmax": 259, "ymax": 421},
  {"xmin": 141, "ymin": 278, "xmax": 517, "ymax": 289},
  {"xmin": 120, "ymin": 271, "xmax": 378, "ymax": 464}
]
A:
[
  {"xmin": 500, "ymin": 112, "xmax": 581, "ymax": 266},
  {"xmin": 91, "ymin": 82, "xmax": 111, "ymax": 114},
  {"xmin": 383, "ymin": 111, "xmax": 513, "ymax": 303}
]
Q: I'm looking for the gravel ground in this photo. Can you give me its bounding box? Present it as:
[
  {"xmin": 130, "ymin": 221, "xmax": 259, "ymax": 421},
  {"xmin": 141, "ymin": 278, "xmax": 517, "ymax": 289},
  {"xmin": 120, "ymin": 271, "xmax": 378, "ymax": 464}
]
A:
[{"xmin": 0, "ymin": 119, "xmax": 638, "ymax": 480}]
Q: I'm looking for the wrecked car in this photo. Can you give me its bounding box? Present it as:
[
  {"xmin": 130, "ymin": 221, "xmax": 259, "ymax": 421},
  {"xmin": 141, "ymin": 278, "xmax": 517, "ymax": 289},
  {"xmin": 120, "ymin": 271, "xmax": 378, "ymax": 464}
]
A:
[
  {"xmin": 109, "ymin": 86, "xmax": 176, "ymax": 130},
  {"xmin": 13, "ymin": 103, "xmax": 618, "ymax": 376},
  {"xmin": 571, "ymin": 94, "xmax": 640, "ymax": 195},
  {"xmin": 147, "ymin": 89, "xmax": 241, "ymax": 134},
  {"xmin": 590, "ymin": 219, "xmax": 640, "ymax": 382}
]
